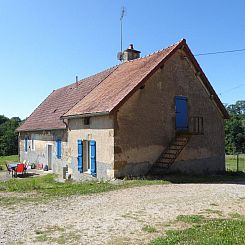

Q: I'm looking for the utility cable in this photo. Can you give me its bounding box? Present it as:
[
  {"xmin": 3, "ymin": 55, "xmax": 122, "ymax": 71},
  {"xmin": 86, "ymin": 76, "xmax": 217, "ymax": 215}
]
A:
[{"xmin": 194, "ymin": 48, "xmax": 245, "ymax": 56}]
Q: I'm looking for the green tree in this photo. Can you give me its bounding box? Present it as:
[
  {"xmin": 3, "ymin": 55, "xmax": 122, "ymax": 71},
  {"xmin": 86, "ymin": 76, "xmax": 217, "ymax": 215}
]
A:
[
  {"xmin": 225, "ymin": 100, "xmax": 245, "ymax": 154},
  {"xmin": 0, "ymin": 116, "xmax": 21, "ymax": 156}
]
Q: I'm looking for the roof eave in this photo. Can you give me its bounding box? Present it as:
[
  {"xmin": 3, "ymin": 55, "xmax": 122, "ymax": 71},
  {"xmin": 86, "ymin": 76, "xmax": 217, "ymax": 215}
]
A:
[
  {"xmin": 16, "ymin": 127, "xmax": 66, "ymax": 132},
  {"xmin": 110, "ymin": 39, "xmax": 229, "ymax": 119},
  {"xmin": 61, "ymin": 111, "xmax": 110, "ymax": 119},
  {"xmin": 181, "ymin": 43, "xmax": 230, "ymax": 119}
]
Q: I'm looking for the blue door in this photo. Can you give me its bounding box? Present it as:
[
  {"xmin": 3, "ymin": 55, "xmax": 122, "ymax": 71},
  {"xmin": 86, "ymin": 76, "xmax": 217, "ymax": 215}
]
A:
[
  {"xmin": 77, "ymin": 140, "xmax": 83, "ymax": 173},
  {"xmin": 175, "ymin": 96, "xmax": 188, "ymax": 131},
  {"xmin": 90, "ymin": 140, "xmax": 96, "ymax": 177}
]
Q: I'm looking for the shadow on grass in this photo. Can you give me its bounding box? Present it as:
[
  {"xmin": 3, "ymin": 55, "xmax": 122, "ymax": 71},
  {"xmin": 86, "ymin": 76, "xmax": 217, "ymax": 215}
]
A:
[
  {"xmin": 144, "ymin": 171, "xmax": 245, "ymax": 185},
  {"xmin": 14, "ymin": 172, "xmax": 40, "ymax": 178}
]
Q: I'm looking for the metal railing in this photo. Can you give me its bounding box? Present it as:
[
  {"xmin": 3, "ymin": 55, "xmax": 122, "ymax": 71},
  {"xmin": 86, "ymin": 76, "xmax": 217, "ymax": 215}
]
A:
[{"xmin": 226, "ymin": 154, "xmax": 245, "ymax": 172}]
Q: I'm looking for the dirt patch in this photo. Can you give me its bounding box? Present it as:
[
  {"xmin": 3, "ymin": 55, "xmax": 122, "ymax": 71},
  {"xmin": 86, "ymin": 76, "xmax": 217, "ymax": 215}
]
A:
[{"xmin": 0, "ymin": 183, "xmax": 244, "ymax": 244}]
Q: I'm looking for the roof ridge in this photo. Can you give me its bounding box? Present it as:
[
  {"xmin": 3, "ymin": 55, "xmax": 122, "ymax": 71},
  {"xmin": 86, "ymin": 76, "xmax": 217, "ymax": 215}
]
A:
[
  {"xmin": 54, "ymin": 64, "xmax": 119, "ymax": 92},
  {"xmin": 122, "ymin": 39, "xmax": 184, "ymax": 64},
  {"xmin": 55, "ymin": 39, "xmax": 184, "ymax": 92},
  {"xmin": 62, "ymin": 39, "xmax": 186, "ymax": 118}
]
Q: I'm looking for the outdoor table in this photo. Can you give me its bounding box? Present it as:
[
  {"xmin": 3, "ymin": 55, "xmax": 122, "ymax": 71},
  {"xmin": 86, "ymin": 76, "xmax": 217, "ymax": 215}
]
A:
[
  {"xmin": 8, "ymin": 163, "xmax": 18, "ymax": 169},
  {"xmin": 7, "ymin": 163, "xmax": 18, "ymax": 177}
]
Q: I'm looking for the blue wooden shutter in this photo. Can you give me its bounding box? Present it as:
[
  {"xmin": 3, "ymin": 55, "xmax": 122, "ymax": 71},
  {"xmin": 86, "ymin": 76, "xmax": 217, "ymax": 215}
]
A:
[
  {"xmin": 175, "ymin": 96, "xmax": 188, "ymax": 131},
  {"xmin": 90, "ymin": 140, "xmax": 96, "ymax": 177},
  {"xmin": 24, "ymin": 137, "xmax": 28, "ymax": 152},
  {"xmin": 77, "ymin": 140, "xmax": 83, "ymax": 173},
  {"xmin": 56, "ymin": 139, "xmax": 62, "ymax": 159}
]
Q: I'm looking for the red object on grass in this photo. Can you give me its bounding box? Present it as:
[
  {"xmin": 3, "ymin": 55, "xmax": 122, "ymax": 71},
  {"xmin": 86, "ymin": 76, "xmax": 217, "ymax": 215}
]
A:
[{"xmin": 16, "ymin": 164, "xmax": 25, "ymax": 173}]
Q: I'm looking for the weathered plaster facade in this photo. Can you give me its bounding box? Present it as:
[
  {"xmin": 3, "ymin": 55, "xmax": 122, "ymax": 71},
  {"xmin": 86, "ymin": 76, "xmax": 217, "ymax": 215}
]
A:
[
  {"xmin": 67, "ymin": 115, "xmax": 114, "ymax": 180},
  {"xmin": 114, "ymin": 50, "xmax": 225, "ymax": 177},
  {"xmin": 19, "ymin": 130, "xmax": 68, "ymax": 176},
  {"xmin": 19, "ymin": 116, "xmax": 115, "ymax": 180}
]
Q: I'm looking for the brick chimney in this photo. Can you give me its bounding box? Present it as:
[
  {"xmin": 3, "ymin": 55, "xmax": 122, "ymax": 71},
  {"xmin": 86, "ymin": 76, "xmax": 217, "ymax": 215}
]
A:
[{"xmin": 122, "ymin": 44, "xmax": 141, "ymax": 62}]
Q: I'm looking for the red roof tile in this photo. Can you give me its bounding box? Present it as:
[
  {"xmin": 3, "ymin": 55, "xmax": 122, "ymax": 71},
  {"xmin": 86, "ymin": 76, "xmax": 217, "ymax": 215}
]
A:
[
  {"xmin": 17, "ymin": 66, "xmax": 117, "ymax": 131},
  {"xmin": 63, "ymin": 42, "xmax": 180, "ymax": 117},
  {"xmin": 17, "ymin": 39, "xmax": 228, "ymax": 132}
]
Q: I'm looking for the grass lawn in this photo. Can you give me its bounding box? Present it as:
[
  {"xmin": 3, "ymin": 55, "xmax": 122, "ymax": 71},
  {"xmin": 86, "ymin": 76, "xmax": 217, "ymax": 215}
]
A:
[
  {"xmin": 226, "ymin": 154, "xmax": 245, "ymax": 172},
  {"xmin": 150, "ymin": 214, "xmax": 245, "ymax": 245},
  {"xmin": 0, "ymin": 172, "xmax": 244, "ymax": 206},
  {"xmin": 0, "ymin": 174, "xmax": 171, "ymax": 205},
  {"xmin": 0, "ymin": 155, "xmax": 18, "ymax": 171}
]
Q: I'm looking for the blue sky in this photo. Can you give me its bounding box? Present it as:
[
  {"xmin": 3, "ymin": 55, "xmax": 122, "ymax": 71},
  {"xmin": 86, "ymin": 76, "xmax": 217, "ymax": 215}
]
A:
[{"xmin": 0, "ymin": 0, "xmax": 244, "ymax": 119}]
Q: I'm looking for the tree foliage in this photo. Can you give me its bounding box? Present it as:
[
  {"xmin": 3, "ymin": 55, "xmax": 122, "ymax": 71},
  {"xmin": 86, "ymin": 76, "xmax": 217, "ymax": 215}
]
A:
[
  {"xmin": 225, "ymin": 100, "xmax": 245, "ymax": 154},
  {"xmin": 0, "ymin": 115, "xmax": 21, "ymax": 156}
]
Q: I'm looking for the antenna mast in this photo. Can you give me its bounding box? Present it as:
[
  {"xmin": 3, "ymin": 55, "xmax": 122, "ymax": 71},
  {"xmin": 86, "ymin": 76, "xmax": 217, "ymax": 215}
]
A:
[{"xmin": 120, "ymin": 6, "xmax": 126, "ymax": 53}]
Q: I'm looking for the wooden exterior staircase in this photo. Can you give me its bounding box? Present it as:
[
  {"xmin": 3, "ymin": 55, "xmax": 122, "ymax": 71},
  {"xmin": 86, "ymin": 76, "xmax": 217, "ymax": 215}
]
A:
[{"xmin": 148, "ymin": 133, "xmax": 191, "ymax": 175}]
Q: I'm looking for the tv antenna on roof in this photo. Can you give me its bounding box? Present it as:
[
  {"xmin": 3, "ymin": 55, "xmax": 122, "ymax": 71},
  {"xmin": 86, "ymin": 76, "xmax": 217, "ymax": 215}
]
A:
[
  {"xmin": 117, "ymin": 6, "xmax": 126, "ymax": 62},
  {"xmin": 120, "ymin": 6, "xmax": 126, "ymax": 52}
]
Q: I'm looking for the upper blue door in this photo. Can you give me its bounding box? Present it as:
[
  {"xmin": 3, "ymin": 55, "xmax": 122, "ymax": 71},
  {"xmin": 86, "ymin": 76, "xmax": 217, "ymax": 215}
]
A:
[{"xmin": 175, "ymin": 96, "xmax": 188, "ymax": 131}]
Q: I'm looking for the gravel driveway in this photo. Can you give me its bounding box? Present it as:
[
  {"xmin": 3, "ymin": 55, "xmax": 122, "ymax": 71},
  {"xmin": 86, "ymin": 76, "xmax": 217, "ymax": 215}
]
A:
[{"xmin": 0, "ymin": 182, "xmax": 244, "ymax": 244}]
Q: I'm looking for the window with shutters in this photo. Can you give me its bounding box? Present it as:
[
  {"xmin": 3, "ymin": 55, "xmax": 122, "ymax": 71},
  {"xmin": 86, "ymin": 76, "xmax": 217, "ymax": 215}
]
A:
[
  {"xmin": 78, "ymin": 139, "xmax": 96, "ymax": 176},
  {"xmin": 56, "ymin": 139, "xmax": 62, "ymax": 159}
]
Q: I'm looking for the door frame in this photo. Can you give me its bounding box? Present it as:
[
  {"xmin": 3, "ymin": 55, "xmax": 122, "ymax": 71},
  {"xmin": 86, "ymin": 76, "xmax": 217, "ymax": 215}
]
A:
[{"xmin": 47, "ymin": 143, "xmax": 53, "ymax": 170}]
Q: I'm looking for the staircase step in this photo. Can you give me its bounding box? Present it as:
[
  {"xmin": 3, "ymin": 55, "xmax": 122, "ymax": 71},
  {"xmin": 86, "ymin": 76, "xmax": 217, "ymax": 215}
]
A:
[
  {"xmin": 175, "ymin": 137, "xmax": 189, "ymax": 141},
  {"xmin": 175, "ymin": 140, "xmax": 188, "ymax": 143},
  {"xmin": 159, "ymin": 156, "xmax": 176, "ymax": 160},
  {"xmin": 169, "ymin": 146, "xmax": 182, "ymax": 149},
  {"xmin": 163, "ymin": 152, "xmax": 177, "ymax": 155},
  {"xmin": 166, "ymin": 149, "xmax": 180, "ymax": 152},
  {"xmin": 157, "ymin": 158, "xmax": 174, "ymax": 162}
]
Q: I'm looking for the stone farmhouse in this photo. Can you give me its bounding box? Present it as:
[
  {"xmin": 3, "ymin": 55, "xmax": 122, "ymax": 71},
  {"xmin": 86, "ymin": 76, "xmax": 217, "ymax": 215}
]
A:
[{"xmin": 17, "ymin": 39, "xmax": 229, "ymax": 180}]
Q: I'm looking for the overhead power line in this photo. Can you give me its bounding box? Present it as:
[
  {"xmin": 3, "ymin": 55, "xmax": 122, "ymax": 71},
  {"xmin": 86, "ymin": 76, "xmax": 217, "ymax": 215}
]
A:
[
  {"xmin": 194, "ymin": 48, "xmax": 245, "ymax": 56},
  {"xmin": 219, "ymin": 83, "xmax": 245, "ymax": 96}
]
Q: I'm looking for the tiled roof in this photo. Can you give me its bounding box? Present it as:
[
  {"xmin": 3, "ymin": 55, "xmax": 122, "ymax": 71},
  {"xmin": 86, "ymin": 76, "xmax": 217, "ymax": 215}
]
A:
[
  {"xmin": 17, "ymin": 66, "xmax": 117, "ymax": 131},
  {"xmin": 63, "ymin": 42, "xmax": 180, "ymax": 118},
  {"xmin": 17, "ymin": 39, "xmax": 228, "ymax": 132}
]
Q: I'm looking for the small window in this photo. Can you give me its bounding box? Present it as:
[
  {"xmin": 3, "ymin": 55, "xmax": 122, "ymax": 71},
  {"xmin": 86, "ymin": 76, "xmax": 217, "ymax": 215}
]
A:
[
  {"xmin": 24, "ymin": 137, "xmax": 28, "ymax": 152},
  {"xmin": 84, "ymin": 117, "xmax": 90, "ymax": 125},
  {"xmin": 56, "ymin": 139, "xmax": 62, "ymax": 159}
]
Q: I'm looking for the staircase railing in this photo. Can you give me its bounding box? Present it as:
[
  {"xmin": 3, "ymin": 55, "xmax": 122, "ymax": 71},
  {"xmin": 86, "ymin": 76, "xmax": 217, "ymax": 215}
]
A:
[{"xmin": 154, "ymin": 133, "xmax": 191, "ymax": 168}]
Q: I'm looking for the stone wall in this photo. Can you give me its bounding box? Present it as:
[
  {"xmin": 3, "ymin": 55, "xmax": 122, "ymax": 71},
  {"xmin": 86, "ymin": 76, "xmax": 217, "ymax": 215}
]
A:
[{"xmin": 114, "ymin": 50, "xmax": 225, "ymax": 177}]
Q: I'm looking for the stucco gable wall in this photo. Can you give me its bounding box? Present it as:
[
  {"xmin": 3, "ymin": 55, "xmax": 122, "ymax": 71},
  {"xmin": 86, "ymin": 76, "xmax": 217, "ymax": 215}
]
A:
[{"xmin": 114, "ymin": 50, "xmax": 225, "ymax": 177}]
